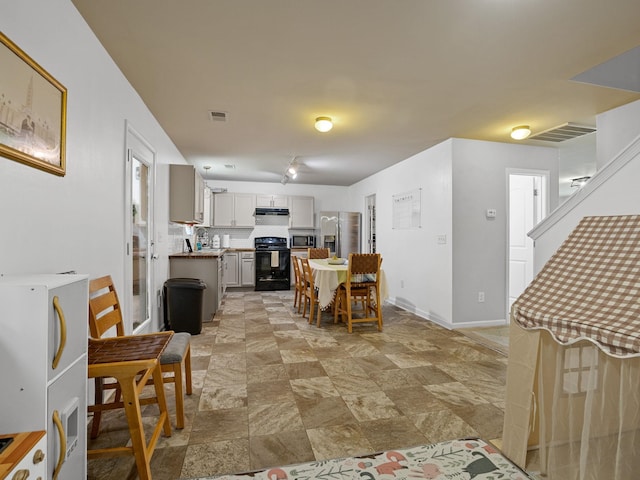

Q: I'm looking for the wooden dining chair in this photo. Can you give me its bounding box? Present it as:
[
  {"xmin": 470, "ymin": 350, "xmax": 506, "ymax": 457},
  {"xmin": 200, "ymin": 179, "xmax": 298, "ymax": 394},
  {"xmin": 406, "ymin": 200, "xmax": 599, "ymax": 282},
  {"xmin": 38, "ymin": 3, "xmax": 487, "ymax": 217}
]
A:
[
  {"xmin": 334, "ymin": 253, "xmax": 383, "ymax": 333},
  {"xmin": 291, "ymin": 254, "xmax": 305, "ymax": 314},
  {"xmin": 307, "ymin": 247, "xmax": 330, "ymax": 259},
  {"xmin": 88, "ymin": 275, "xmax": 192, "ymax": 436},
  {"xmin": 300, "ymin": 258, "xmax": 323, "ymax": 326}
]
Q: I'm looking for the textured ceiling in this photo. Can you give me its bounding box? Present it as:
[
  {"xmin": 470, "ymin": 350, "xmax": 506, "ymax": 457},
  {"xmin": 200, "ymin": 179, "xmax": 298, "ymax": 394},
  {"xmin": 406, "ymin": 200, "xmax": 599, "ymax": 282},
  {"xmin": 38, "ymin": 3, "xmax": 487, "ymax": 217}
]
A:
[{"xmin": 70, "ymin": 0, "xmax": 640, "ymax": 186}]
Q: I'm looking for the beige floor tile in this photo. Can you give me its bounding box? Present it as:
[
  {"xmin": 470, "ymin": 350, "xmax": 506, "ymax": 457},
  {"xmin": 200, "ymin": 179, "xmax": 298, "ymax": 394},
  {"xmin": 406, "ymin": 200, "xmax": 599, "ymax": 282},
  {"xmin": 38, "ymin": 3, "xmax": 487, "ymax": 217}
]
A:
[{"xmin": 87, "ymin": 291, "xmax": 513, "ymax": 480}]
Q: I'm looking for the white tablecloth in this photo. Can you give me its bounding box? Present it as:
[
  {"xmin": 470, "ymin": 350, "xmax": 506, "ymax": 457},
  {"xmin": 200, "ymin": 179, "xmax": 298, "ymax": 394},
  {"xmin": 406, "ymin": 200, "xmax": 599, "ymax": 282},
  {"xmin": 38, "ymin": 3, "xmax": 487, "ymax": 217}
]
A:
[{"xmin": 308, "ymin": 259, "xmax": 388, "ymax": 309}]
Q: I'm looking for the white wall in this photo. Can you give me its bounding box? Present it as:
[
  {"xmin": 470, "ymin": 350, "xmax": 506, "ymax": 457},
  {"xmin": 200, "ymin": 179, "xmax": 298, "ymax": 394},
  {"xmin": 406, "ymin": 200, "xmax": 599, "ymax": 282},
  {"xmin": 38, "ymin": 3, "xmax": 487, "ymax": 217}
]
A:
[
  {"xmin": 349, "ymin": 140, "xmax": 454, "ymax": 325},
  {"xmin": 349, "ymin": 138, "xmax": 559, "ymax": 328},
  {"xmin": 531, "ymin": 106, "xmax": 640, "ymax": 271},
  {"xmin": 596, "ymin": 99, "xmax": 640, "ymax": 169},
  {"xmin": 451, "ymin": 139, "xmax": 558, "ymax": 325},
  {"xmin": 0, "ymin": 0, "xmax": 187, "ymax": 331}
]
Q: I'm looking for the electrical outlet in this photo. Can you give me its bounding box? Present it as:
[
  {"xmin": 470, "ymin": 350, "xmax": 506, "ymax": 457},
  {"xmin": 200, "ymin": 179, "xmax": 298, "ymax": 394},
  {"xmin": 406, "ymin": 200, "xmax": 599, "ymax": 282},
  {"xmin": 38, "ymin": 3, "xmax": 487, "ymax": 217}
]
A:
[
  {"xmin": 478, "ymin": 291, "xmax": 485, "ymax": 302},
  {"xmin": 437, "ymin": 234, "xmax": 447, "ymax": 244}
]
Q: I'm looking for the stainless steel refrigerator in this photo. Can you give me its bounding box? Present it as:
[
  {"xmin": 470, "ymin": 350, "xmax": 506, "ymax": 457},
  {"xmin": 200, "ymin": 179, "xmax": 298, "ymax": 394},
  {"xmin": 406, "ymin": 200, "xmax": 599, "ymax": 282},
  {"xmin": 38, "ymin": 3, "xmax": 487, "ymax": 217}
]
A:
[{"xmin": 319, "ymin": 211, "xmax": 361, "ymax": 257}]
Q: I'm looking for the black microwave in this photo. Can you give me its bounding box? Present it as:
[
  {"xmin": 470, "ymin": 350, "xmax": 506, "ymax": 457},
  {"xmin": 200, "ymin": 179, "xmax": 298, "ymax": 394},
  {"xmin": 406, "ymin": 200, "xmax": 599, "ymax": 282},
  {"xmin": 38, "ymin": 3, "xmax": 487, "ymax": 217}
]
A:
[{"xmin": 290, "ymin": 235, "xmax": 316, "ymax": 247}]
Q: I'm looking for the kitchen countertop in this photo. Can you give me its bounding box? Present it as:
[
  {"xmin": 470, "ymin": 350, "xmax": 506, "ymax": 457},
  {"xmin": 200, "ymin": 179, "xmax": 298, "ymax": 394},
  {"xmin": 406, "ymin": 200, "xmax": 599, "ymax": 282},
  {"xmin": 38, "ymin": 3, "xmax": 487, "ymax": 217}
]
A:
[{"xmin": 169, "ymin": 248, "xmax": 255, "ymax": 259}]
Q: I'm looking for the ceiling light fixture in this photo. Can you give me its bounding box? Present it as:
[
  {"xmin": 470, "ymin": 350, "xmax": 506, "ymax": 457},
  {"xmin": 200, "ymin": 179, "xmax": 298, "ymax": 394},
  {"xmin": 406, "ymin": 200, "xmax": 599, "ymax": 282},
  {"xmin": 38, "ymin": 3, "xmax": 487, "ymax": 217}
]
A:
[
  {"xmin": 315, "ymin": 116, "xmax": 333, "ymax": 133},
  {"xmin": 511, "ymin": 125, "xmax": 531, "ymax": 140},
  {"xmin": 282, "ymin": 156, "xmax": 299, "ymax": 185},
  {"xmin": 570, "ymin": 176, "xmax": 591, "ymax": 188}
]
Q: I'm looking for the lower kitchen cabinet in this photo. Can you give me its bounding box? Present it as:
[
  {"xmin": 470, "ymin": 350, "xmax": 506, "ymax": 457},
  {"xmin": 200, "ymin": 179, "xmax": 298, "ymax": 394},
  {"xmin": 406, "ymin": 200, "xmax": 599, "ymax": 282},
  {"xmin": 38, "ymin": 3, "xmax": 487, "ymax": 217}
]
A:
[
  {"xmin": 169, "ymin": 256, "xmax": 223, "ymax": 321},
  {"xmin": 223, "ymin": 251, "xmax": 255, "ymax": 288},
  {"xmin": 241, "ymin": 252, "xmax": 255, "ymax": 286},
  {"xmin": 224, "ymin": 252, "xmax": 240, "ymax": 287},
  {"xmin": 0, "ymin": 274, "xmax": 88, "ymax": 480}
]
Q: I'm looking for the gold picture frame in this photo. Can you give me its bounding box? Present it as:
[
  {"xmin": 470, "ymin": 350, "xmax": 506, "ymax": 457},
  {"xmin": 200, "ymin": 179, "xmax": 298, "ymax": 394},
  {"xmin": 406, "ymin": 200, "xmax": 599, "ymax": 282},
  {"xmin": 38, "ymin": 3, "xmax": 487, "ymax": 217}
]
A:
[{"xmin": 0, "ymin": 31, "xmax": 67, "ymax": 176}]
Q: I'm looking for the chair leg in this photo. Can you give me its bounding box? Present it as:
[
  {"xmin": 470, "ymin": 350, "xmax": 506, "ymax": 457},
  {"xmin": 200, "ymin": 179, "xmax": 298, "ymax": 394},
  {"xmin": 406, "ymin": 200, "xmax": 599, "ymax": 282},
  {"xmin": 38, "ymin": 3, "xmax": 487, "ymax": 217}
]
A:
[
  {"xmin": 90, "ymin": 377, "xmax": 104, "ymax": 439},
  {"xmin": 309, "ymin": 295, "xmax": 316, "ymax": 325},
  {"xmin": 173, "ymin": 362, "xmax": 185, "ymax": 429},
  {"xmin": 185, "ymin": 344, "xmax": 193, "ymax": 396},
  {"xmin": 316, "ymin": 301, "xmax": 323, "ymax": 328},
  {"xmin": 347, "ymin": 289, "xmax": 353, "ymax": 333}
]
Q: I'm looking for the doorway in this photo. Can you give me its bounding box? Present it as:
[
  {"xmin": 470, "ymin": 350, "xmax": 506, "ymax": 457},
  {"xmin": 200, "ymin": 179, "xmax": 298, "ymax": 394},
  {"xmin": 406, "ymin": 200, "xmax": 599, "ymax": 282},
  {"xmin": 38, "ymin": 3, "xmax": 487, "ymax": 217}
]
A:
[
  {"xmin": 507, "ymin": 170, "xmax": 548, "ymax": 314},
  {"xmin": 365, "ymin": 194, "xmax": 376, "ymax": 253},
  {"xmin": 125, "ymin": 124, "xmax": 156, "ymax": 334}
]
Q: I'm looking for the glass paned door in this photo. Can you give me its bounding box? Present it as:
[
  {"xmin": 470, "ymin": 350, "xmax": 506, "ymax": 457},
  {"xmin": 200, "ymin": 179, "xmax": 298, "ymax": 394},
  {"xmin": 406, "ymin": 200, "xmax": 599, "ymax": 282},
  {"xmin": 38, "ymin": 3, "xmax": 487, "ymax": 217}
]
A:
[{"xmin": 131, "ymin": 154, "xmax": 150, "ymax": 330}]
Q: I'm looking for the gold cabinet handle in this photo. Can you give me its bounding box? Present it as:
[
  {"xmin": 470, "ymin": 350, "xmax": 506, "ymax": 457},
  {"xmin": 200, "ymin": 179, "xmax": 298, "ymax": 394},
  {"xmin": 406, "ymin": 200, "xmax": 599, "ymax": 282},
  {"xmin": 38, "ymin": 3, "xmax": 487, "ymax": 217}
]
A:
[
  {"xmin": 32, "ymin": 449, "xmax": 45, "ymax": 464},
  {"xmin": 52, "ymin": 410, "xmax": 67, "ymax": 480},
  {"xmin": 11, "ymin": 469, "xmax": 29, "ymax": 480},
  {"xmin": 52, "ymin": 296, "xmax": 67, "ymax": 369}
]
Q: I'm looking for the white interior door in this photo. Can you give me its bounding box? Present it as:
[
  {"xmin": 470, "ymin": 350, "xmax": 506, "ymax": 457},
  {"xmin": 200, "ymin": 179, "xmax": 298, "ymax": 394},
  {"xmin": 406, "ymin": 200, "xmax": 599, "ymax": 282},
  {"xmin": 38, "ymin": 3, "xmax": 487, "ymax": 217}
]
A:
[{"xmin": 508, "ymin": 173, "xmax": 547, "ymax": 310}]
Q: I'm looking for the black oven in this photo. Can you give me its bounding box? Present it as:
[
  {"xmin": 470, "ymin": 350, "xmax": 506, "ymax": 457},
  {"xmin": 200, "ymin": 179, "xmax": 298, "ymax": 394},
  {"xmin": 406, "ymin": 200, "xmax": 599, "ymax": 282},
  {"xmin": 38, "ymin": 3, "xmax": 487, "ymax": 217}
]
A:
[
  {"xmin": 255, "ymin": 237, "xmax": 291, "ymax": 291},
  {"xmin": 290, "ymin": 235, "xmax": 316, "ymax": 248}
]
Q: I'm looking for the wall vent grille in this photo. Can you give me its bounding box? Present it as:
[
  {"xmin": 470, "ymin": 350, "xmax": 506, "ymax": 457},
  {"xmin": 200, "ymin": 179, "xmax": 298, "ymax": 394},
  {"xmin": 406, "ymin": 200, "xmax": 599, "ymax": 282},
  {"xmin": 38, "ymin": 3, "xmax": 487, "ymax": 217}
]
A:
[
  {"xmin": 209, "ymin": 110, "xmax": 228, "ymax": 122},
  {"xmin": 530, "ymin": 122, "xmax": 596, "ymax": 142}
]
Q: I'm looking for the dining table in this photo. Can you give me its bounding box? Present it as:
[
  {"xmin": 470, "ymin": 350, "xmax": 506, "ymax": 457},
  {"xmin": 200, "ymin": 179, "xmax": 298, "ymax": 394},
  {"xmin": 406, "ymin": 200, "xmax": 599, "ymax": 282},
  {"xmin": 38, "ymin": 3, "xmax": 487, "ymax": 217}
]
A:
[{"xmin": 308, "ymin": 258, "xmax": 388, "ymax": 309}]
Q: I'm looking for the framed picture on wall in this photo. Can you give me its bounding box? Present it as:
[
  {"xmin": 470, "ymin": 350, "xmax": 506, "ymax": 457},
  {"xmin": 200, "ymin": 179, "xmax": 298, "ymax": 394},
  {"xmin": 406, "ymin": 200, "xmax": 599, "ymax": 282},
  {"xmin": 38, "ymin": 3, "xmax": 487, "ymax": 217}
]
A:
[{"xmin": 0, "ymin": 31, "xmax": 67, "ymax": 176}]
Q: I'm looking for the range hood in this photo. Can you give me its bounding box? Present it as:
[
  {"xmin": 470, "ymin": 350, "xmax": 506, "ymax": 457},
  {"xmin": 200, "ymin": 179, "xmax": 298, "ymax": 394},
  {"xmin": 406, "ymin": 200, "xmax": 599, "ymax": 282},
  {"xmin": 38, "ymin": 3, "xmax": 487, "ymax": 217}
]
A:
[{"xmin": 255, "ymin": 207, "xmax": 290, "ymax": 216}]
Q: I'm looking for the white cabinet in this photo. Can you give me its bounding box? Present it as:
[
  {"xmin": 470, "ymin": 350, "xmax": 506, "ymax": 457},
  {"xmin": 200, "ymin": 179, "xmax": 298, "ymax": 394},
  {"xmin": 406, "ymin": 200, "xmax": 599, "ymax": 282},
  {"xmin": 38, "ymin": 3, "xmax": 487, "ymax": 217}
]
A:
[
  {"xmin": 289, "ymin": 195, "xmax": 315, "ymax": 228},
  {"xmin": 170, "ymin": 164, "xmax": 205, "ymax": 224},
  {"xmin": 224, "ymin": 252, "xmax": 240, "ymax": 287},
  {"xmin": 213, "ymin": 193, "xmax": 256, "ymax": 227},
  {"xmin": 241, "ymin": 252, "xmax": 255, "ymax": 287},
  {"xmin": 256, "ymin": 194, "xmax": 288, "ymax": 208},
  {"xmin": 0, "ymin": 274, "xmax": 88, "ymax": 480}
]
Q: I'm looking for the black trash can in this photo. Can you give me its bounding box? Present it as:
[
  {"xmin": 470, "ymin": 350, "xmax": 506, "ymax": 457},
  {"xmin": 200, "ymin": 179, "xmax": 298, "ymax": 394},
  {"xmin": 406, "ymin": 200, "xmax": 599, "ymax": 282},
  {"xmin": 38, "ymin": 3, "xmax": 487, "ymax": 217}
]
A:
[{"xmin": 164, "ymin": 278, "xmax": 206, "ymax": 334}]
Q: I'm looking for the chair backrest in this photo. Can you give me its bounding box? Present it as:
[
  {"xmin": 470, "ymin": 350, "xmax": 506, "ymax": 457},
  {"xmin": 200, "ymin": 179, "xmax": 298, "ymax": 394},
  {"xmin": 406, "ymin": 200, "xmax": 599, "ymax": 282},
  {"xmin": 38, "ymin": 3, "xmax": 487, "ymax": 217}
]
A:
[
  {"xmin": 307, "ymin": 247, "xmax": 330, "ymax": 259},
  {"xmin": 300, "ymin": 258, "xmax": 315, "ymax": 289},
  {"xmin": 347, "ymin": 253, "xmax": 381, "ymax": 284},
  {"xmin": 88, "ymin": 275, "xmax": 126, "ymax": 339},
  {"xmin": 291, "ymin": 254, "xmax": 302, "ymax": 286}
]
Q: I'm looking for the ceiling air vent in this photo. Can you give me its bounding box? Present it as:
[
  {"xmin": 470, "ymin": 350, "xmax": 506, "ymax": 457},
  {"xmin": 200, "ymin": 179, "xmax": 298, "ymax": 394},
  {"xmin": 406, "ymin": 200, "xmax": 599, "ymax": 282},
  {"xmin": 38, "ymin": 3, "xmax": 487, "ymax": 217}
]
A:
[
  {"xmin": 530, "ymin": 122, "xmax": 596, "ymax": 142},
  {"xmin": 208, "ymin": 110, "xmax": 228, "ymax": 122}
]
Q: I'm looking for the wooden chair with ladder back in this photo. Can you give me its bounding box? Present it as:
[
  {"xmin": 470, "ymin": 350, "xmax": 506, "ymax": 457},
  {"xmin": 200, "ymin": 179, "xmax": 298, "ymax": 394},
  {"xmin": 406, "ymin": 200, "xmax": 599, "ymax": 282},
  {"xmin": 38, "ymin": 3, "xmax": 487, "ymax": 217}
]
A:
[
  {"xmin": 300, "ymin": 258, "xmax": 326, "ymax": 326},
  {"xmin": 291, "ymin": 254, "xmax": 305, "ymax": 314},
  {"xmin": 334, "ymin": 253, "xmax": 383, "ymax": 333},
  {"xmin": 88, "ymin": 275, "xmax": 193, "ymax": 436}
]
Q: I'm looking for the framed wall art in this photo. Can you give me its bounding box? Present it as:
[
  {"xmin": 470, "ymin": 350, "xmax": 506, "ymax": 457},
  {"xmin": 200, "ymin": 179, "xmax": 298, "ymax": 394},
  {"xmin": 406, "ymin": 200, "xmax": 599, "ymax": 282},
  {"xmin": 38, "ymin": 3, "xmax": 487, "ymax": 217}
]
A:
[{"xmin": 0, "ymin": 31, "xmax": 67, "ymax": 176}]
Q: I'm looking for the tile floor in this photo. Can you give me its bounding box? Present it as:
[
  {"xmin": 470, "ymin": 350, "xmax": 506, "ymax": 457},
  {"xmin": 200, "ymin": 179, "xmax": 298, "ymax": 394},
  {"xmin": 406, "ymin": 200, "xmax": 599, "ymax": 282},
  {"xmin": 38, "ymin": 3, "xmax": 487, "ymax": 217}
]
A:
[{"xmin": 87, "ymin": 290, "xmax": 509, "ymax": 480}]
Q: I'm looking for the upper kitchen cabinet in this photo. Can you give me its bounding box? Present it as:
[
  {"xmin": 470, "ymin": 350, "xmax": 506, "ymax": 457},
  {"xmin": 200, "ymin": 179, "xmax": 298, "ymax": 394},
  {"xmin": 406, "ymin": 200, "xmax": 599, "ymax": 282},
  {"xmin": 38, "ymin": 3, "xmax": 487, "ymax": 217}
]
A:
[
  {"xmin": 213, "ymin": 193, "xmax": 256, "ymax": 227},
  {"xmin": 289, "ymin": 195, "xmax": 315, "ymax": 228},
  {"xmin": 170, "ymin": 164, "xmax": 205, "ymax": 224},
  {"xmin": 256, "ymin": 194, "xmax": 288, "ymax": 208}
]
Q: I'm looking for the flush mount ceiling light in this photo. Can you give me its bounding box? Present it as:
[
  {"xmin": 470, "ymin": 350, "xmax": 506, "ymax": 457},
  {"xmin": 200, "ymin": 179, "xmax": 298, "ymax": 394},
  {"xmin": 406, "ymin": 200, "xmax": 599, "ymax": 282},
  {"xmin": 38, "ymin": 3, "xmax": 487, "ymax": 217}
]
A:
[
  {"xmin": 511, "ymin": 125, "xmax": 531, "ymax": 140},
  {"xmin": 315, "ymin": 116, "xmax": 333, "ymax": 133},
  {"xmin": 570, "ymin": 176, "xmax": 591, "ymax": 188}
]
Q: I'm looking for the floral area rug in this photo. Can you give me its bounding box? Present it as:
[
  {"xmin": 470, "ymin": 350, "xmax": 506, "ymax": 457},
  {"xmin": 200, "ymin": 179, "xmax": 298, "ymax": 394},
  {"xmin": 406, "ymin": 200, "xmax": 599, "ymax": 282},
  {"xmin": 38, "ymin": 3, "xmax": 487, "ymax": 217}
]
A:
[{"xmin": 195, "ymin": 438, "xmax": 531, "ymax": 479}]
